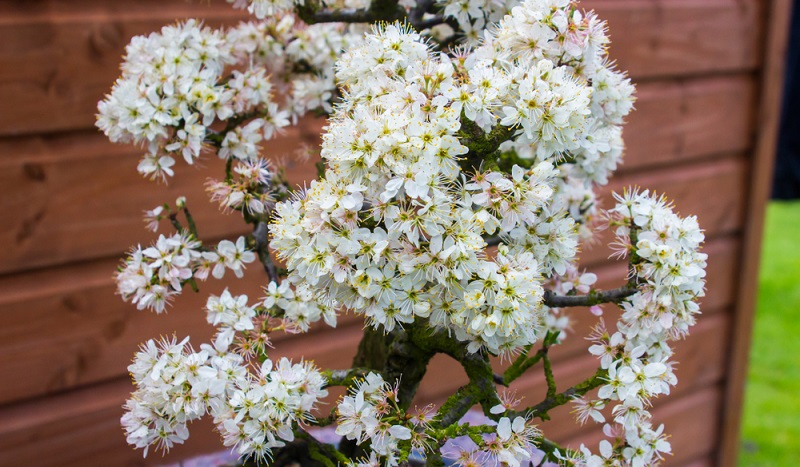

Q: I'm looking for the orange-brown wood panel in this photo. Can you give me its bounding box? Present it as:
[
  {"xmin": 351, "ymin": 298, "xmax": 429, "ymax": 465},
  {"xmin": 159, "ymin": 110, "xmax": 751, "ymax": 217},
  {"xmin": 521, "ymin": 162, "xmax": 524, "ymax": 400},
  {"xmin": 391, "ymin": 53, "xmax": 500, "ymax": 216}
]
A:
[
  {"xmin": 565, "ymin": 385, "xmax": 724, "ymax": 466},
  {"xmin": 0, "ymin": 0, "xmax": 771, "ymax": 464},
  {"xmin": 0, "ymin": 128, "xmax": 319, "ymax": 275},
  {"xmin": 0, "ymin": 377, "xmax": 222, "ymax": 467},
  {"xmin": 0, "ymin": 0, "xmax": 761, "ymax": 136},
  {"xmin": 0, "ymin": 327, "xmax": 364, "ymax": 466},
  {"xmin": 587, "ymin": 0, "xmax": 762, "ymax": 81},
  {"xmin": 0, "ymin": 256, "xmax": 366, "ymax": 405},
  {"xmin": 623, "ymin": 75, "xmax": 756, "ymax": 172},
  {"xmin": 0, "ymin": 3, "xmax": 245, "ymax": 136},
  {"xmin": 581, "ymin": 155, "xmax": 748, "ymax": 266}
]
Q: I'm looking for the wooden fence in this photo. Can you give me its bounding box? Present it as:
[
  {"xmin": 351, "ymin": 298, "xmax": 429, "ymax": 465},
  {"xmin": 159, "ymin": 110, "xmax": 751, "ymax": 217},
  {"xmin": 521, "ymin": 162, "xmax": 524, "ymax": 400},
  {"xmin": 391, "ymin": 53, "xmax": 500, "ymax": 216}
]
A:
[{"xmin": 0, "ymin": 1, "xmax": 790, "ymax": 465}]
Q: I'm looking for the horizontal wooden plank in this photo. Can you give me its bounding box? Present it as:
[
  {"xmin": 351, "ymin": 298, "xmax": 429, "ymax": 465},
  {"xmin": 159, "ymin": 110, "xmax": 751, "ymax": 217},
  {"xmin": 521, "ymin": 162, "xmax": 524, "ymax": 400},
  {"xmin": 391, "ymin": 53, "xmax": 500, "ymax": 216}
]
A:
[
  {"xmin": 565, "ymin": 385, "xmax": 723, "ymax": 466},
  {"xmin": 0, "ymin": 1, "xmax": 248, "ymax": 22},
  {"xmin": 0, "ymin": 126, "xmax": 319, "ymax": 275},
  {"xmin": 0, "ymin": 3, "xmax": 245, "ymax": 136},
  {"xmin": 581, "ymin": 154, "xmax": 747, "ymax": 266},
  {"xmin": 0, "ymin": 377, "xmax": 225, "ymax": 467},
  {"xmin": 0, "ymin": 229, "xmax": 737, "ymax": 405},
  {"xmin": 623, "ymin": 75, "xmax": 756, "ymax": 172},
  {"xmin": 589, "ymin": 0, "xmax": 762, "ymax": 81},
  {"xmin": 0, "ymin": 0, "xmax": 761, "ymax": 136},
  {"xmin": 0, "ymin": 253, "xmax": 365, "ymax": 405}
]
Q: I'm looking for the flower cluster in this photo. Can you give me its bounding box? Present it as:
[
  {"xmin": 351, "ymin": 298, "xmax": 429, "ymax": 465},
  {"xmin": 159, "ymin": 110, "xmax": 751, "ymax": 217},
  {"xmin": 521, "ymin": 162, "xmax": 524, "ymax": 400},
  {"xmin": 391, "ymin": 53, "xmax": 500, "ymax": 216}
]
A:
[
  {"xmin": 271, "ymin": 23, "xmax": 587, "ymax": 354},
  {"xmin": 263, "ymin": 280, "xmax": 339, "ymax": 330},
  {"xmin": 95, "ymin": 19, "xmax": 295, "ymax": 181},
  {"xmin": 215, "ymin": 358, "xmax": 328, "ymax": 462},
  {"xmin": 226, "ymin": 14, "xmax": 366, "ymax": 120},
  {"xmin": 101, "ymin": 0, "xmax": 710, "ymax": 464},
  {"xmin": 207, "ymin": 158, "xmax": 274, "ymax": 215},
  {"xmin": 96, "ymin": 21, "xmax": 233, "ymax": 180},
  {"xmin": 569, "ymin": 190, "xmax": 706, "ymax": 466},
  {"xmin": 441, "ymin": 415, "xmax": 542, "ymax": 467},
  {"xmin": 121, "ymin": 336, "xmax": 240, "ymax": 456},
  {"xmin": 336, "ymin": 373, "xmax": 416, "ymax": 465},
  {"xmin": 206, "ymin": 289, "xmax": 259, "ymax": 345},
  {"xmin": 122, "ymin": 334, "xmax": 327, "ymax": 462},
  {"xmin": 434, "ymin": 0, "xmax": 631, "ymax": 236},
  {"xmin": 116, "ymin": 234, "xmax": 255, "ymax": 313}
]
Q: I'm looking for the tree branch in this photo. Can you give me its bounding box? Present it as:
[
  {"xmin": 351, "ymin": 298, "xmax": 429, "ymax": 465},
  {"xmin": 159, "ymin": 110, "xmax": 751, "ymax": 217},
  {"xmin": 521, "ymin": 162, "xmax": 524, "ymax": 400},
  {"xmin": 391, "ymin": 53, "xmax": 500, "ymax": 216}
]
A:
[
  {"xmin": 433, "ymin": 383, "xmax": 482, "ymax": 428},
  {"xmin": 542, "ymin": 285, "xmax": 639, "ymax": 308},
  {"xmin": 297, "ymin": 0, "xmax": 406, "ymax": 25},
  {"xmin": 294, "ymin": 428, "xmax": 350, "ymax": 466},
  {"xmin": 321, "ymin": 367, "xmax": 372, "ymax": 388},
  {"xmin": 458, "ymin": 121, "xmax": 515, "ymax": 171},
  {"xmin": 517, "ymin": 367, "xmax": 607, "ymax": 421},
  {"xmin": 250, "ymin": 220, "xmax": 279, "ymax": 284},
  {"xmin": 503, "ymin": 346, "xmax": 545, "ymax": 385},
  {"xmin": 542, "ymin": 349, "xmax": 556, "ymax": 399}
]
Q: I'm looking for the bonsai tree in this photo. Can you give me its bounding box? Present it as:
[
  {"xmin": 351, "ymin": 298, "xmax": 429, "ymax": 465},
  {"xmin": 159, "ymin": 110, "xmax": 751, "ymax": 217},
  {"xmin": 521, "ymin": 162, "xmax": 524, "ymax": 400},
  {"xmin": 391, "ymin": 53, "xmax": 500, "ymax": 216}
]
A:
[{"xmin": 97, "ymin": 0, "xmax": 707, "ymax": 465}]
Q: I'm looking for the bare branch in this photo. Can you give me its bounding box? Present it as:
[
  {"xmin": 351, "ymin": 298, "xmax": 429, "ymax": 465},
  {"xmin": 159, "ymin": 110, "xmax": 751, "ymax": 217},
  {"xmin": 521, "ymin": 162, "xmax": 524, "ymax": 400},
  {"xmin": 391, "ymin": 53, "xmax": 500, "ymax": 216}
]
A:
[
  {"xmin": 251, "ymin": 220, "xmax": 280, "ymax": 284},
  {"xmin": 517, "ymin": 367, "xmax": 607, "ymax": 421},
  {"xmin": 297, "ymin": 0, "xmax": 406, "ymax": 25},
  {"xmin": 321, "ymin": 367, "xmax": 372, "ymax": 388},
  {"xmin": 542, "ymin": 285, "xmax": 639, "ymax": 308}
]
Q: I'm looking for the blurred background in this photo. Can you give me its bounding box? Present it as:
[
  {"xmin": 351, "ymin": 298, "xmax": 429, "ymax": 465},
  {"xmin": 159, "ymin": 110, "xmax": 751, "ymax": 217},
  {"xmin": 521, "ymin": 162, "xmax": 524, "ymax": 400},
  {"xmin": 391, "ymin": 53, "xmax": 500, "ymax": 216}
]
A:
[
  {"xmin": 739, "ymin": 0, "xmax": 800, "ymax": 465},
  {"xmin": 0, "ymin": 1, "xmax": 793, "ymax": 466}
]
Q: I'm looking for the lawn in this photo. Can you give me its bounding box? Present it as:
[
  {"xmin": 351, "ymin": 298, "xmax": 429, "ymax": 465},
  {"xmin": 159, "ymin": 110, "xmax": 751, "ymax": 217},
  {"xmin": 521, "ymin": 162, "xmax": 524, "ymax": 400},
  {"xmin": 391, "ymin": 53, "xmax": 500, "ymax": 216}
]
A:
[{"xmin": 739, "ymin": 201, "xmax": 800, "ymax": 466}]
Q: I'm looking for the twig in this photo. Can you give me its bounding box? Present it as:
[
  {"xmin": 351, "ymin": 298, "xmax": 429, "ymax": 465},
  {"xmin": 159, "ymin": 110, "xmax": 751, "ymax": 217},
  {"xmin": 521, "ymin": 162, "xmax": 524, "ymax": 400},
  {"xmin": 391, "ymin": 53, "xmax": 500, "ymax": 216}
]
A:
[
  {"xmin": 182, "ymin": 207, "xmax": 198, "ymax": 239},
  {"xmin": 167, "ymin": 212, "xmax": 184, "ymax": 233},
  {"xmin": 542, "ymin": 285, "xmax": 639, "ymax": 308},
  {"xmin": 542, "ymin": 349, "xmax": 556, "ymax": 399},
  {"xmin": 518, "ymin": 367, "xmax": 607, "ymax": 421},
  {"xmin": 251, "ymin": 220, "xmax": 279, "ymax": 284},
  {"xmin": 503, "ymin": 347, "xmax": 545, "ymax": 385},
  {"xmin": 322, "ymin": 367, "xmax": 372, "ymax": 388}
]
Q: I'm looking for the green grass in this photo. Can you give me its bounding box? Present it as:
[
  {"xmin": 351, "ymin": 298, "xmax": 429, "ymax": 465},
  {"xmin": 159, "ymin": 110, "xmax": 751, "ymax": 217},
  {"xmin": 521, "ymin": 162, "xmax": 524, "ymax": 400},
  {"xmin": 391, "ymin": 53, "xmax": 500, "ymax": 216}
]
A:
[{"xmin": 739, "ymin": 201, "xmax": 800, "ymax": 466}]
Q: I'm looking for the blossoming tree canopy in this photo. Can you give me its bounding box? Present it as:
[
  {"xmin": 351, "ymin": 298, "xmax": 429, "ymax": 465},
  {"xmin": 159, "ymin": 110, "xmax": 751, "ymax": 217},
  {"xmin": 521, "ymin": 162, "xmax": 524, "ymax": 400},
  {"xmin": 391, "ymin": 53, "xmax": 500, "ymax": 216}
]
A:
[{"xmin": 97, "ymin": 0, "xmax": 707, "ymax": 465}]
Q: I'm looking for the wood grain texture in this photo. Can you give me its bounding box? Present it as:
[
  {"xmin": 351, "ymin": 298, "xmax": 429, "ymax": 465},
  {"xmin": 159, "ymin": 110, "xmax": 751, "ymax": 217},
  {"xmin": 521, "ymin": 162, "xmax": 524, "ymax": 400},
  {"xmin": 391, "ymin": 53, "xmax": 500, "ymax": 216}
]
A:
[
  {"xmin": 0, "ymin": 3, "xmax": 245, "ymax": 136},
  {"xmin": 582, "ymin": 154, "xmax": 748, "ymax": 266},
  {"xmin": 0, "ymin": 0, "xmax": 769, "ymax": 464},
  {"xmin": 0, "ymin": 127, "xmax": 319, "ymax": 275},
  {"xmin": 623, "ymin": 75, "xmax": 756, "ymax": 172},
  {"xmin": 0, "ymin": 0, "xmax": 761, "ymax": 136},
  {"xmin": 588, "ymin": 0, "xmax": 762, "ymax": 81}
]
